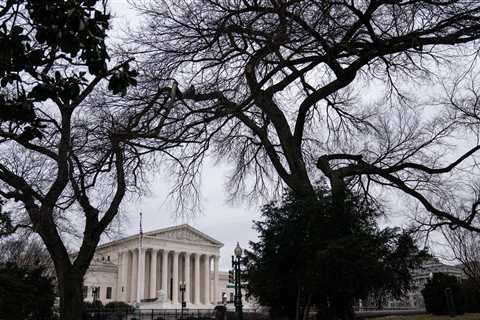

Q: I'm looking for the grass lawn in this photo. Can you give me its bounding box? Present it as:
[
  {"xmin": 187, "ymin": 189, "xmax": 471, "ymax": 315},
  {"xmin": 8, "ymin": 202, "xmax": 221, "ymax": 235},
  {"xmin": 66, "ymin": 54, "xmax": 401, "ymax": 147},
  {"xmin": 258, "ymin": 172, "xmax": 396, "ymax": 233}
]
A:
[{"xmin": 372, "ymin": 314, "xmax": 480, "ymax": 320}]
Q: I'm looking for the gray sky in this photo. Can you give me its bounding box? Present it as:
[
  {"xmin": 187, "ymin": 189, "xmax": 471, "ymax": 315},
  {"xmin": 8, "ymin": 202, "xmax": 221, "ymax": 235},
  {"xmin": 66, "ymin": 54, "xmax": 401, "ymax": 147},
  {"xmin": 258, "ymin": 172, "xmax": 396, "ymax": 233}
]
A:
[
  {"xmin": 104, "ymin": 0, "xmax": 463, "ymax": 269},
  {"xmin": 106, "ymin": 1, "xmax": 263, "ymax": 271},
  {"xmin": 123, "ymin": 160, "xmax": 263, "ymax": 271}
]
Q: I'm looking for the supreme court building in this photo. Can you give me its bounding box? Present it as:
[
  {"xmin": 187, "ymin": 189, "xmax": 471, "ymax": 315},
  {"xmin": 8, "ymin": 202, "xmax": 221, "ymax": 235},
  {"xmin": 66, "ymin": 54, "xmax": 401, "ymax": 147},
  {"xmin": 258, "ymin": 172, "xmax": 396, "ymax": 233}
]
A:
[{"xmin": 82, "ymin": 224, "xmax": 233, "ymax": 309}]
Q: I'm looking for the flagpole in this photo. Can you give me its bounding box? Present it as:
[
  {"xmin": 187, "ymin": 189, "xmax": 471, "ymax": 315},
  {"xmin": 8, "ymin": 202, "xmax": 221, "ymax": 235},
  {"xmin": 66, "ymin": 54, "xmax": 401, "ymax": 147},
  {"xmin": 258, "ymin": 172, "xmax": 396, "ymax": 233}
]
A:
[{"xmin": 136, "ymin": 212, "xmax": 144, "ymax": 304}]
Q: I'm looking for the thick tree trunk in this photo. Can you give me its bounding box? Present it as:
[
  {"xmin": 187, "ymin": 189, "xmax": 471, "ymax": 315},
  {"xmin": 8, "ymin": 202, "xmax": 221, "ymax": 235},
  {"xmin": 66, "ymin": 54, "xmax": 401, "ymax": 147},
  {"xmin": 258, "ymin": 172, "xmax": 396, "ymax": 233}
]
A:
[
  {"xmin": 334, "ymin": 295, "xmax": 356, "ymax": 320},
  {"xmin": 295, "ymin": 284, "xmax": 304, "ymax": 320},
  {"xmin": 302, "ymin": 293, "xmax": 312, "ymax": 320},
  {"xmin": 57, "ymin": 270, "xmax": 84, "ymax": 320}
]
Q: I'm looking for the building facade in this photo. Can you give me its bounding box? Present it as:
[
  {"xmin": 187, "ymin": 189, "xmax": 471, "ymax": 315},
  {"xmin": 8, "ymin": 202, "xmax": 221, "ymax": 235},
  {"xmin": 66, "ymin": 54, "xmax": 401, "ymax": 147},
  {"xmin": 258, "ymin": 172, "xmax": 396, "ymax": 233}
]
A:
[
  {"xmin": 360, "ymin": 258, "xmax": 466, "ymax": 309},
  {"xmin": 406, "ymin": 258, "xmax": 466, "ymax": 308},
  {"xmin": 83, "ymin": 224, "xmax": 230, "ymax": 308}
]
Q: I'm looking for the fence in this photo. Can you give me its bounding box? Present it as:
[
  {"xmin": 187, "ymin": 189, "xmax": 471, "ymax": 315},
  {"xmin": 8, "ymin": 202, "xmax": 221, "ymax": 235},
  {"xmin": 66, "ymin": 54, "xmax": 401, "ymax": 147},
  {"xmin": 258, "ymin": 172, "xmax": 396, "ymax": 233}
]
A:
[
  {"xmin": 355, "ymin": 307, "xmax": 426, "ymax": 319},
  {"xmin": 83, "ymin": 308, "xmax": 216, "ymax": 320},
  {"xmin": 83, "ymin": 309, "xmax": 270, "ymax": 320},
  {"xmin": 83, "ymin": 307, "xmax": 425, "ymax": 320}
]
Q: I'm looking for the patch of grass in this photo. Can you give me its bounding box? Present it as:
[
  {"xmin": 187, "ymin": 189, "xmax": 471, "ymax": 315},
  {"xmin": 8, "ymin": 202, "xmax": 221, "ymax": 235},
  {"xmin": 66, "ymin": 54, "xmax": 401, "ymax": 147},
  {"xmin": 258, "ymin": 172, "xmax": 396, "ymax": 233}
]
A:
[{"xmin": 372, "ymin": 314, "xmax": 480, "ymax": 320}]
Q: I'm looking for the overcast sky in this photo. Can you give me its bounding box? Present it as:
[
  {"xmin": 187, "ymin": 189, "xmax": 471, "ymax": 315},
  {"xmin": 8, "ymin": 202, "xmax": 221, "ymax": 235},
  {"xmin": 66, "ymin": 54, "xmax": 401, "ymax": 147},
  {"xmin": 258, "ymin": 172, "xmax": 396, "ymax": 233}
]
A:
[
  {"xmin": 103, "ymin": 1, "xmax": 263, "ymax": 271},
  {"xmin": 104, "ymin": 1, "xmax": 457, "ymax": 270},
  {"xmin": 121, "ymin": 159, "xmax": 263, "ymax": 271}
]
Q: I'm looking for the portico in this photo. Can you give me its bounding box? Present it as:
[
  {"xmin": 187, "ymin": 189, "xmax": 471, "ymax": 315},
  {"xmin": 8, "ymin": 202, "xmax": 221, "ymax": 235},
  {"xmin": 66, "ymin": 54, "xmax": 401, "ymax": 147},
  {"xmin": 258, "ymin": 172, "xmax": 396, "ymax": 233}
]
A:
[
  {"xmin": 83, "ymin": 224, "xmax": 223, "ymax": 308},
  {"xmin": 117, "ymin": 248, "xmax": 219, "ymax": 305}
]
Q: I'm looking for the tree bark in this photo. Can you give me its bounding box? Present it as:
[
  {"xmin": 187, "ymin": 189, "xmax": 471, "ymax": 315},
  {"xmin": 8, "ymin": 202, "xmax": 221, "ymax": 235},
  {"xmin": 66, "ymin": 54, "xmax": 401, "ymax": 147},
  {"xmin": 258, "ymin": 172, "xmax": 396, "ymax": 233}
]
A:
[
  {"xmin": 302, "ymin": 293, "xmax": 312, "ymax": 320},
  {"xmin": 295, "ymin": 284, "xmax": 304, "ymax": 320},
  {"xmin": 334, "ymin": 295, "xmax": 355, "ymax": 320},
  {"xmin": 57, "ymin": 269, "xmax": 84, "ymax": 320}
]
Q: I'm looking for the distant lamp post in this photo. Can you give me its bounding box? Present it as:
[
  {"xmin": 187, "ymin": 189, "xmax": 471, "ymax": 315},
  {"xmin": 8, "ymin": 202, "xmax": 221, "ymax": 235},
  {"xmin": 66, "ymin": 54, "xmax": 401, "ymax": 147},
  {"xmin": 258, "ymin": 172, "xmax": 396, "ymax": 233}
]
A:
[
  {"xmin": 180, "ymin": 281, "xmax": 186, "ymax": 319},
  {"xmin": 232, "ymin": 242, "xmax": 244, "ymax": 320},
  {"xmin": 92, "ymin": 285, "xmax": 100, "ymax": 303}
]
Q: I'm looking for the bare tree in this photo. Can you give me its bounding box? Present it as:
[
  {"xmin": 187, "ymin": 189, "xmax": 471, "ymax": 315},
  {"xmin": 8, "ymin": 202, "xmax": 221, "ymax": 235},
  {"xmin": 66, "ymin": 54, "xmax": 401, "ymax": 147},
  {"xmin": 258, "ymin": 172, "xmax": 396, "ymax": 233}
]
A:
[
  {"xmin": 0, "ymin": 74, "xmax": 210, "ymax": 320},
  {"xmin": 443, "ymin": 221, "xmax": 480, "ymax": 286},
  {"xmin": 0, "ymin": 234, "xmax": 53, "ymax": 272},
  {"xmin": 128, "ymin": 1, "xmax": 480, "ymax": 318},
  {"xmin": 0, "ymin": 76, "xmax": 132, "ymax": 320},
  {"xmin": 439, "ymin": 76, "xmax": 480, "ymax": 277},
  {"xmin": 131, "ymin": 0, "xmax": 480, "ymax": 227},
  {"xmin": 0, "ymin": 1, "xmax": 162, "ymax": 319}
]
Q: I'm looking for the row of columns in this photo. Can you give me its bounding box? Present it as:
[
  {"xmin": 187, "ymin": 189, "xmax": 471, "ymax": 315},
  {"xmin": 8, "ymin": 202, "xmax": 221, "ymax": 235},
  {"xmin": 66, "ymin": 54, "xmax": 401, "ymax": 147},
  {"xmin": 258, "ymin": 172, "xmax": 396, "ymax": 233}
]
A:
[{"xmin": 117, "ymin": 249, "xmax": 219, "ymax": 306}]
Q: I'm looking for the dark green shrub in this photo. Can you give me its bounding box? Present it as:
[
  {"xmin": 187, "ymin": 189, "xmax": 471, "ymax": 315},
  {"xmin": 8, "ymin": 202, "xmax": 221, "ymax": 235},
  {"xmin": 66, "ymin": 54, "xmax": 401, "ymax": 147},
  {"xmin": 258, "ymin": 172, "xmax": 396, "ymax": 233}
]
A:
[
  {"xmin": 214, "ymin": 305, "xmax": 227, "ymax": 320},
  {"xmin": 462, "ymin": 278, "xmax": 480, "ymax": 313},
  {"xmin": 421, "ymin": 273, "xmax": 465, "ymax": 315},
  {"xmin": 104, "ymin": 301, "xmax": 132, "ymax": 311},
  {"xmin": 83, "ymin": 300, "xmax": 104, "ymax": 310},
  {"xmin": 83, "ymin": 300, "xmax": 105, "ymax": 319},
  {"xmin": 0, "ymin": 263, "xmax": 55, "ymax": 320},
  {"xmin": 214, "ymin": 305, "xmax": 227, "ymax": 312}
]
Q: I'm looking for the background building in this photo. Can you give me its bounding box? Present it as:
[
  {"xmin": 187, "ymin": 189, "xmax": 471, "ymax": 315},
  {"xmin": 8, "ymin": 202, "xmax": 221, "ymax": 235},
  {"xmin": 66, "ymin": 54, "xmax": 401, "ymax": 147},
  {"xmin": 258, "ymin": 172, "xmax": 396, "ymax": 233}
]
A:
[
  {"xmin": 360, "ymin": 258, "xmax": 466, "ymax": 310},
  {"xmin": 406, "ymin": 258, "xmax": 466, "ymax": 308},
  {"xmin": 83, "ymin": 224, "xmax": 229, "ymax": 308}
]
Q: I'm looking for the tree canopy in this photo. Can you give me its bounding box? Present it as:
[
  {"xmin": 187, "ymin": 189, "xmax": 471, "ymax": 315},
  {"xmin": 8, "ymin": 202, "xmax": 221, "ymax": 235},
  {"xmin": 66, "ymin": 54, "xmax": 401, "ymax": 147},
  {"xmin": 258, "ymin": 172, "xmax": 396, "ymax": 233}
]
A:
[
  {"xmin": 131, "ymin": 0, "xmax": 480, "ymax": 232},
  {"xmin": 0, "ymin": 0, "xmax": 136, "ymax": 134},
  {"xmin": 0, "ymin": 1, "xmax": 139, "ymax": 319},
  {"xmin": 0, "ymin": 1, "xmax": 218, "ymax": 318},
  {"xmin": 246, "ymin": 184, "xmax": 427, "ymax": 320}
]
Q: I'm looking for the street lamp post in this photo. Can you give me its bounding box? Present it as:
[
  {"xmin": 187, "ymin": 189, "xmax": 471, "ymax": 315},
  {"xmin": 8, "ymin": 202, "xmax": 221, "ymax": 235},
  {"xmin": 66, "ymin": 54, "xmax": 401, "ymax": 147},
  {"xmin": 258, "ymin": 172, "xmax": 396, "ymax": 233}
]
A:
[
  {"xmin": 180, "ymin": 281, "xmax": 186, "ymax": 319},
  {"xmin": 232, "ymin": 242, "xmax": 244, "ymax": 320},
  {"xmin": 92, "ymin": 287, "xmax": 99, "ymax": 302}
]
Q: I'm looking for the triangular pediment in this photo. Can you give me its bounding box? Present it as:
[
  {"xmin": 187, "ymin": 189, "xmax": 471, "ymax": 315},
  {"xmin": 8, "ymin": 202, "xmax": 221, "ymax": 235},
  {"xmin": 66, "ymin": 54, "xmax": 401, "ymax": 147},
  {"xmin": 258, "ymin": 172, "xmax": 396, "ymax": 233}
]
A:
[
  {"xmin": 145, "ymin": 224, "xmax": 223, "ymax": 246},
  {"xmin": 95, "ymin": 224, "xmax": 223, "ymax": 251}
]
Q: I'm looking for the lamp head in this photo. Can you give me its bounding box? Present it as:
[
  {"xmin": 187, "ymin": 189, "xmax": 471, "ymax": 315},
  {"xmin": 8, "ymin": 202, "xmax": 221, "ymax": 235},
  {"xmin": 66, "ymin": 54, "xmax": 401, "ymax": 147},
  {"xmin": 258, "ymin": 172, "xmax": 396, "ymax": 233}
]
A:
[{"xmin": 234, "ymin": 242, "xmax": 242, "ymax": 257}]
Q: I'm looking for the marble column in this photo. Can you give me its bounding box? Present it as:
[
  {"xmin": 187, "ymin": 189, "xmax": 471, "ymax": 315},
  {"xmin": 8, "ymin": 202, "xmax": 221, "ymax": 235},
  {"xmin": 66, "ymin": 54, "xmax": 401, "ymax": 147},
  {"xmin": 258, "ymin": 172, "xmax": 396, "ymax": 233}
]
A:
[
  {"xmin": 161, "ymin": 250, "xmax": 168, "ymax": 296},
  {"xmin": 122, "ymin": 251, "xmax": 129, "ymax": 302},
  {"xmin": 194, "ymin": 253, "xmax": 201, "ymax": 305},
  {"xmin": 116, "ymin": 252, "xmax": 122, "ymax": 300},
  {"xmin": 172, "ymin": 251, "xmax": 179, "ymax": 304},
  {"xmin": 123, "ymin": 251, "xmax": 129, "ymax": 302},
  {"xmin": 137, "ymin": 248, "xmax": 145, "ymax": 302},
  {"xmin": 213, "ymin": 255, "xmax": 219, "ymax": 304},
  {"xmin": 150, "ymin": 249, "xmax": 158, "ymax": 299},
  {"xmin": 126, "ymin": 251, "xmax": 132, "ymax": 302},
  {"xmin": 131, "ymin": 249, "xmax": 138, "ymax": 302},
  {"xmin": 203, "ymin": 255, "xmax": 210, "ymax": 304},
  {"xmin": 184, "ymin": 252, "xmax": 191, "ymax": 303}
]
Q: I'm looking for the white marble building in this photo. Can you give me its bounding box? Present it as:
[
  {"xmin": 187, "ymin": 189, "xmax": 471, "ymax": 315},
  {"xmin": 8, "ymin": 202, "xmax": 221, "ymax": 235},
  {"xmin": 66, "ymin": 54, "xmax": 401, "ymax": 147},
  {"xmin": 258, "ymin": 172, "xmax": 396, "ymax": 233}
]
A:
[
  {"xmin": 359, "ymin": 257, "xmax": 467, "ymax": 310},
  {"xmin": 83, "ymin": 224, "xmax": 231, "ymax": 309},
  {"xmin": 405, "ymin": 258, "xmax": 466, "ymax": 308}
]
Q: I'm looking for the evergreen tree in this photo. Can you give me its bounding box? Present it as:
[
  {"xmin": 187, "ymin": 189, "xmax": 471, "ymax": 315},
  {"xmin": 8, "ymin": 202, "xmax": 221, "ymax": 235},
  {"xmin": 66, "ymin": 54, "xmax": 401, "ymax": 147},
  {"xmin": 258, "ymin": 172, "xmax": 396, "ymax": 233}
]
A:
[
  {"xmin": 422, "ymin": 273, "xmax": 465, "ymax": 315},
  {"xmin": 0, "ymin": 262, "xmax": 55, "ymax": 320},
  {"xmin": 246, "ymin": 183, "xmax": 427, "ymax": 320}
]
